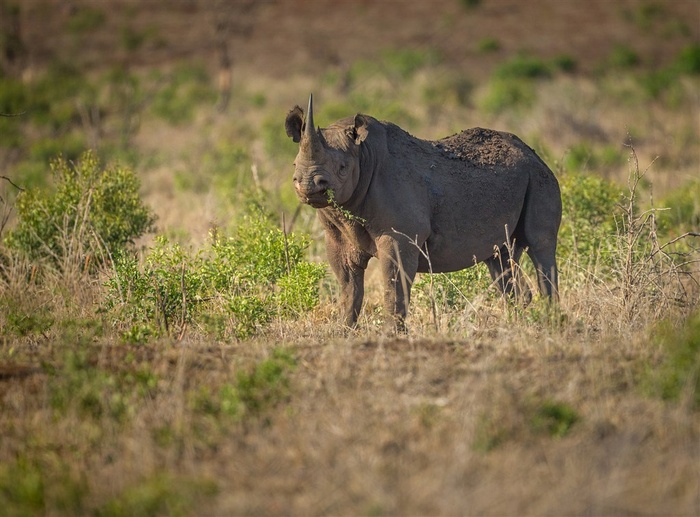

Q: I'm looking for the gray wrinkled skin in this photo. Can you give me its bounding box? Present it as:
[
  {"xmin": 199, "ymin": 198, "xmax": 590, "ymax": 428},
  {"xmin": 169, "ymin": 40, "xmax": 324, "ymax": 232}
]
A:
[{"xmin": 286, "ymin": 95, "xmax": 561, "ymax": 330}]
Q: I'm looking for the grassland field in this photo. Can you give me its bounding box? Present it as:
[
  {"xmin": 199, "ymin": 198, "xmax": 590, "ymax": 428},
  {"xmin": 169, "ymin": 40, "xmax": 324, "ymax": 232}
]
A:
[{"xmin": 1, "ymin": 1, "xmax": 699, "ymax": 515}]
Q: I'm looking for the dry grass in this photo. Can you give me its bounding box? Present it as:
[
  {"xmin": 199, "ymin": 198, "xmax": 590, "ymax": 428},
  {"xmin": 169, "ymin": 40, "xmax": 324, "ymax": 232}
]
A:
[{"xmin": 1, "ymin": 246, "xmax": 699, "ymax": 514}]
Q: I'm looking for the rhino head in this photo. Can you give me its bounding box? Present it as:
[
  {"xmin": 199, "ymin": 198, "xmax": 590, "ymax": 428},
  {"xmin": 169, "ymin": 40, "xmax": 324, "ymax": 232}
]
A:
[{"xmin": 286, "ymin": 94, "xmax": 369, "ymax": 208}]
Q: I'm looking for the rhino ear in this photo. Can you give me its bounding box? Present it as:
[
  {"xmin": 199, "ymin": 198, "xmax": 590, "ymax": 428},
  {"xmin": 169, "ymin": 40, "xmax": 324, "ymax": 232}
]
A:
[
  {"xmin": 353, "ymin": 114, "xmax": 369, "ymax": 145},
  {"xmin": 285, "ymin": 106, "xmax": 304, "ymax": 143}
]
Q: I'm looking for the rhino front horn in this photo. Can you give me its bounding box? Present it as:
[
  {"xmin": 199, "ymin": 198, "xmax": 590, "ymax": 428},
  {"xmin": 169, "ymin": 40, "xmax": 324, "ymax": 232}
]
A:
[
  {"xmin": 302, "ymin": 93, "xmax": 324, "ymax": 157},
  {"xmin": 305, "ymin": 93, "xmax": 315, "ymax": 136}
]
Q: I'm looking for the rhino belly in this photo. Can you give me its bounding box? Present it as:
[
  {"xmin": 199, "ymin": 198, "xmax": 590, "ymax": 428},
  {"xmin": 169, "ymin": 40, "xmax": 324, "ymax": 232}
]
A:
[
  {"xmin": 420, "ymin": 228, "xmax": 514, "ymax": 273},
  {"xmin": 418, "ymin": 195, "xmax": 525, "ymax": 273}
]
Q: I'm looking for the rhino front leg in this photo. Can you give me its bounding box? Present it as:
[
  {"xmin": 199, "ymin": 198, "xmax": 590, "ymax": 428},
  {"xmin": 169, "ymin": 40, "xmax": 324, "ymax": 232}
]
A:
[
  {"xmin": 337, "ymin": 264, "xmax": 365, "ymax": 327},
  {"xmin": 377, "ymin": 235, "xmax": 419, "ymax": 332},
  {"xmin": 326, "ymin": 234, "xmax": 369, "ymax": 328}
]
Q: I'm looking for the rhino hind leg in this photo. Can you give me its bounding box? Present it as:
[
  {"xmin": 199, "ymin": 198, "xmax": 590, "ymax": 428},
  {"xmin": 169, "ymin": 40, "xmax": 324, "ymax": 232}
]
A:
[
  {"xmin": 527, "ymin": 247, "xmax": 559, "ymax": 301},
  {"xmin": 485, "ymin": 243, "xmax": 532, "ymax": 304}
]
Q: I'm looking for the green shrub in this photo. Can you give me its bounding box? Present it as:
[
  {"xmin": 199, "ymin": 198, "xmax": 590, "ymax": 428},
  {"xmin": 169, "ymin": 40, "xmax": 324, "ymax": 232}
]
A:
[
  {"xmin": 563, "ymin": 142, "xmax": 625, "ymax": 173},
  {"xmin": 29, "ymin": 134, "xmax": 86, "ymax": 164},
  {"xmin": 648, "ymin": 311, "xmax": 700, "ymax": 409},
  {"xmin": 188, "ymin": 348, "xmax": 296, "ymax": 423},
  {"xmin": 235, "ymin": 348, "xmax": 296, "ymax": 416},
  {"xmin": 27, "ymin": 62, "xmax": 89, "ymax": 129},
  {"xmin": 657, "ymin": 179, "xmax": 700, "ymax": 236},
  {"xmin": 413, "ymin": 266, "xmax": 491, "ymax": 311},
  {"xmin": 606, "ymin": 44, "xmax": 640, "ymax": 70},
  {"xmin": 2, "ymin": 302, "xmax": 54, "ymax": 338},
  {"xmin": 0, "ymin": 457, "xmax": 46, "ymax": 514},
  {"xmin": 346, "ymin": 48, "xmax": 439, "ymax": 87},
  {"xmin": 479, "ymin": 78, "xmax": 536, "ymax": 114},
  {"xmin": 674, "ymin": 43, "xmax": 700, "ymax": 75},
  {"xmin": 552, "ymin": 54, "xmax": 577, "ymax": 73},
  {"xmin": 6, "ymin": 151, "xmax": 156, "ymax": 269},
  {"xmin": 66, "ymin": 6, "xmax": 105, "ymax": 33},
  {"xmin": 474, "ymin": 396, "xmax": 579, "ymax": 452},
  {"xmin": 0, "ymin": 77, "xmax": 27, "ymax": 147},
  {"xmin": 458, "ymin": 0, "xmax": 481, "ymax": 9},
  {"xmin": 150, "ymin": 64, "xmax": 217, "ymax": 124},
  {"xmin": 629, "ymin": 2, "xmax": 666, "ymax": 30},
  {"xmin": 530, "ymin": 400, "xmax": 579, "ymax": 437},
  {"xmin": 381, "ymin": 48, "xmax": 440, "ymax": 79},
  {"xmin": 105, "ymin": 204, "xmax": 326, "ymax": 341},
  {"xmin": 48, "ymin": 349, "xmax": 158, "ymax": 422},
  {"xmin": 557, "ymin": 171, "xmax": 624, "ymax": 274},
  {"xmin": 96, "ymin": 473, "xmax": 217, "ymax": 517},
  {"xmin": 494, "ymin": 53, "xmax": 552, "ymax": 80},
  {"xmin": 423, "ymin": 73, "xmax": 473, "ymax": 107},
  {"xmin": 477, "ymin": 37, "xmax": 500, "ymax": 53},
  {"xmin": 0, "ymin": 453, "xmax": 89, "ymax": 514}
]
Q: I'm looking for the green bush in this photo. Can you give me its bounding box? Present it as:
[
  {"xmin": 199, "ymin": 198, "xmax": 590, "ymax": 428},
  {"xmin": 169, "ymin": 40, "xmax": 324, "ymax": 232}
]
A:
[
  {"xmin": 474, "ymin": 396, "xmax": 579, "ymax": 452},
  {"xmin": 557, "ymin": 171, "xmax": 624, "ymax": 274},
  {"xmin": 6, "ymin": 151, "xmax": 156, "ymax": 269},
  {"xmin": 552, "ymin": 54, "xmax": 577, "ymax": 73},
  {"xmin": 479, "ymin": 78, "xmax": 536, "ymax": 114},
  {"xmin": 0, "ymin": 77, "xmax": 27, "ymax": 147},
  {"xmin": 423, "ymin": 73, "xmax": 473, "ymax": 107},
  {"xmin": 459, "ymin": 0, "xmax": 481, "ymax": 9},
  {"xmin": 674, "ymin": 43, "xmax": 700, "ymax": 74},
  {"xmin": 606, "ymin": 44, "xmax": 640, "ymax": 70},
  {"xmin": 105, "ymin": 204, "xmax": 326, "ymax": 341},
  {"xmin": 494, "ymin": 53, "xmax": 552, "ymax": 80},
  {"xmin": 563, "ymin": 142, "xmax": 625, "ymax": 173},
  {"xmin": 530, "ymin": 400, "xmax": 579, "ymax": 438},
  {"xmin": 189, "ymin": 348, "xmax": 296, "ymax": 423},
  {"xmin": 235, "ymin": 348, "xmax": 296, "ymax": 416},
  {"xmin": 150, "ymin": 64, "xmax": 217, "ymax": 125},
  {"xmin": 0, "ymin": 457, "xmax": 46, "ymax": 514},
  {"xmin": 381, "ymin": 48, "xmax": 440, "ymax": 79},
  {"xmin": 27, "ymin": 62, "xmax": 90, "ymax": 129},
  {"xmin": 345, "ymin": 48, "xmax": 439, "ymax": 88},
  {"xmin": 413, "ymin": 266, "xmax": 491, "ymax": 311},
  {"xmin": 657, "ymin": 179, "xmax": 700, "ymax": 236},
  {"xmin": 648, "ymin": 311, "xmax": 700, "ymax": 409},
  {"xmin": 96, "ymin": 474, "xmax": 217, "ymax": 517},
  {"xmin": 477, "ymin": 37, "xmax": 500, "ymax": 53},
  {"xmin": 66, "ymin": 6, "xmax": 105, "ymax": 33},
  {"xmin": 48, "ymin": 349, "xmax": 158, "ymax": 422}
]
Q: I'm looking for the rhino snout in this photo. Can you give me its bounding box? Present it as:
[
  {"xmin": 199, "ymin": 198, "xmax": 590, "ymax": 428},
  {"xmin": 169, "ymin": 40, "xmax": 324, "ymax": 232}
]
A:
[{"xmin": 294, "ymin": 174, "xmax": 329, "ymax": 198}]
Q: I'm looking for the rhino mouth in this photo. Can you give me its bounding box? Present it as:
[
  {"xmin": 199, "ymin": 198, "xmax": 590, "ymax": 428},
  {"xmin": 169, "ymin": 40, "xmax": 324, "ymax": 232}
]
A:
[{"xmin": 302, "ymin": 193, "xmax": 331, "ymax": 208}]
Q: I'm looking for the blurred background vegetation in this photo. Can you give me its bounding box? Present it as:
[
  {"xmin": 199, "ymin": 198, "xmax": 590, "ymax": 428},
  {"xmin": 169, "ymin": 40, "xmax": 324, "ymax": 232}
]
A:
[{"xmin": 0, "ymin": 0, "xmax": 697, "ymax": 240}]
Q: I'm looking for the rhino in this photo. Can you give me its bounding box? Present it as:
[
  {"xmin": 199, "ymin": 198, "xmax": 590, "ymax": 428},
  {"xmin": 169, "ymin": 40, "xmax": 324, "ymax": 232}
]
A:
[{"xmin": 285, "ymin": 94, "xmax": 561, "ymax": 329}]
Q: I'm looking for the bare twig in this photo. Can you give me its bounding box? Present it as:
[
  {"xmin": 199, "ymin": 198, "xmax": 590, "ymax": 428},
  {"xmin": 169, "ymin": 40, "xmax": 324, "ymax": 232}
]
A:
[{"xmin": 1, "ymin": 176, "xmax": 24, "ymax": 192}]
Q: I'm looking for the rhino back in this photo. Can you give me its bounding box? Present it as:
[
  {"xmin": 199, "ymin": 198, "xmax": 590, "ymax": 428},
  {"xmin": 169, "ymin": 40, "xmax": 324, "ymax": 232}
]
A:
[{"xmin": 369, "ymin": 125, "xmax": 551, "ymax": 271}]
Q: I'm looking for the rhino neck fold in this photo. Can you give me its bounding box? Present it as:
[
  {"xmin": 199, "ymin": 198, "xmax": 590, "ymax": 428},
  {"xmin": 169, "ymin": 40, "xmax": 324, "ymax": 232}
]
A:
[{"xmin": 337, "ymin": 141, "xmax": 380, "ymax": 217}]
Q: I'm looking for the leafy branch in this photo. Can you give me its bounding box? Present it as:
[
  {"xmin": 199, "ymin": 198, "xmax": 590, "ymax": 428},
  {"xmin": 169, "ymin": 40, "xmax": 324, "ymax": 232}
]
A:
[{"xmin": 326, "ymin": 189, "xmax": 367, "ymax": 226}]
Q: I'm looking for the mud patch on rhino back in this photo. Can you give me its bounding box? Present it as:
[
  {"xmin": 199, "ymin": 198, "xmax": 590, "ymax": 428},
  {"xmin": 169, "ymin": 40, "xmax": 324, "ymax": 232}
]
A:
[{"xmin": 433, "ymin": 128, "xmax": 525, "ymax": 167}]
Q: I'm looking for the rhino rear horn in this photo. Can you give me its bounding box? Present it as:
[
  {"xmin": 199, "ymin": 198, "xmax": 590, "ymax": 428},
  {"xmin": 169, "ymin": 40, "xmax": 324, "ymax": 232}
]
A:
[{"xmin": 285, "ymin": 106, "xmax": 304, "ymax": 143}]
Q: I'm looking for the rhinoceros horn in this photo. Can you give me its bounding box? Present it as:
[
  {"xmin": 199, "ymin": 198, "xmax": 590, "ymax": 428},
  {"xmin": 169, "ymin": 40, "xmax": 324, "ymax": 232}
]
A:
[{"xmin": 301, "ymin": 93, "xmax": 324, "ymax": 158}]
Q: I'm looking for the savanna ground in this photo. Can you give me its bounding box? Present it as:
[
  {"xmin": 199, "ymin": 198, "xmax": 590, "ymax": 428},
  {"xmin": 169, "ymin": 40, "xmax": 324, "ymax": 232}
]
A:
[{"xmin": 1, "ymin": 0, "xmax": 700, "ymax": 514}]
